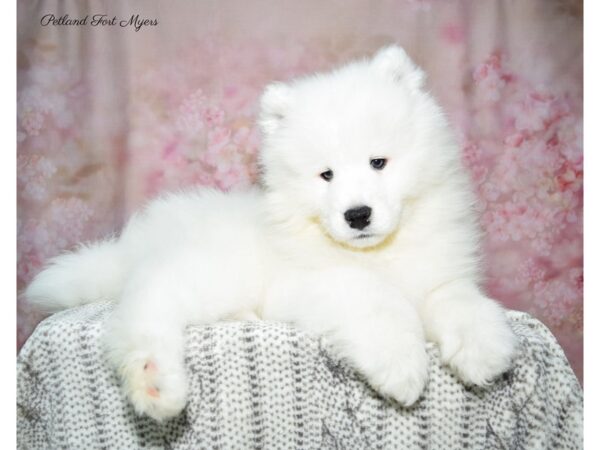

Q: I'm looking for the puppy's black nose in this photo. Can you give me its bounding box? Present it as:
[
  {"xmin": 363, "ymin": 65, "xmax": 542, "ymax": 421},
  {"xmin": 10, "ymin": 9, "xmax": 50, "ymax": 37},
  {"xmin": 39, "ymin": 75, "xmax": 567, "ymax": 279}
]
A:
[{"xmin": 344, "ymin": 206, "xmax": 372, "ymax": 230}]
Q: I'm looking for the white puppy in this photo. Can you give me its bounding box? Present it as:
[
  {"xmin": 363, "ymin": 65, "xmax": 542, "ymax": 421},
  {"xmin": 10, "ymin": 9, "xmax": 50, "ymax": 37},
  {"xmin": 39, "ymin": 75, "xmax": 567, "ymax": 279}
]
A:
[{"xmin": 26, "ymin": 46, "xmax": 518, "ymax": 421}]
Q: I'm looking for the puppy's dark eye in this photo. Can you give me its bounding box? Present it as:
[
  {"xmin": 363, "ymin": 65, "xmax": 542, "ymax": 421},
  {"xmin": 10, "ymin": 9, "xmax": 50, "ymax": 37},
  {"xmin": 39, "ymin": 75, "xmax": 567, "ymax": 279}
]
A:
[
  {"xmin": 320, "ymin": 169, "xmax": 334, "ymax": 181},
  {"xmin": 370, "ymin": 158, "xmax": 387, "ymax": 170}
]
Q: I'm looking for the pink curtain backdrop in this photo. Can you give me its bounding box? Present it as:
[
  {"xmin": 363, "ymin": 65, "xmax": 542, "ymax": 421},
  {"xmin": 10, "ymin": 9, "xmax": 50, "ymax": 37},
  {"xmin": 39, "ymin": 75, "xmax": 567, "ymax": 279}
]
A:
[{"xmin": 17, "ymin": 0, "xmax": 583, "ymax": 382}]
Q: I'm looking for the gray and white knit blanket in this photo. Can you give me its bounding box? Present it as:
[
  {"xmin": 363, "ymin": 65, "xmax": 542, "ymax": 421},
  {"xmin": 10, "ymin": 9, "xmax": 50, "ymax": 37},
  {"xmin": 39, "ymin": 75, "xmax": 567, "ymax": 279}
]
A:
[{"xmin": 17, "ymin": 302, "xmax": 582, "ymax": 449}]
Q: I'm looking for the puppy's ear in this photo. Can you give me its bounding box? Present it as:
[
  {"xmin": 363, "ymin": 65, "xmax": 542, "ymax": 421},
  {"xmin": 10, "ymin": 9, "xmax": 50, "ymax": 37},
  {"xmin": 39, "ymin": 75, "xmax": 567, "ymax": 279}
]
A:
[
  {"xmin": 371, "ymin": 45, "xmax": 426, "ymax": 90},
  {"xmin": 259, "ymin": 82, "xmax": 292, "ymax": 135}
]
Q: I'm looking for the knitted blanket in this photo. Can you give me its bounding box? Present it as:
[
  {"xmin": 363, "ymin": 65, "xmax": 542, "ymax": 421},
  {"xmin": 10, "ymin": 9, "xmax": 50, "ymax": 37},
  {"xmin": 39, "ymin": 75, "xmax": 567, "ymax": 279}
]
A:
[{"xmin": 17, "ymin": 302, "xmax": 582, "ymax": 449}]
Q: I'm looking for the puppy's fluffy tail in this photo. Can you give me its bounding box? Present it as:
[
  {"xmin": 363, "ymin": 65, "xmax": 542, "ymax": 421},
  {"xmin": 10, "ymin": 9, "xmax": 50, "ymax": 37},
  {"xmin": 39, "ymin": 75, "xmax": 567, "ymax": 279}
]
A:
[{"xmin": 24, "ymin": 238, "xmax": 125, "ymax": 313}]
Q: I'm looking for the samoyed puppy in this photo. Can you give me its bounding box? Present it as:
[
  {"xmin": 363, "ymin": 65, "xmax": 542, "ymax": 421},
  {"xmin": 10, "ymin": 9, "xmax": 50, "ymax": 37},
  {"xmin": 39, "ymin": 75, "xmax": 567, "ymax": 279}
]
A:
[{"xmin": 26, "ymin": 46, "xmax": 518, "ymax": 421}]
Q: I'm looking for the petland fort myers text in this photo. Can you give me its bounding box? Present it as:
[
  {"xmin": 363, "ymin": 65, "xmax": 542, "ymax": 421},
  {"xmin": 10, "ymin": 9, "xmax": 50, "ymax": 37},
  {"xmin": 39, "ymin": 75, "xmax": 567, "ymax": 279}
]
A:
[{"xmin": 40, "ymin": 14, "xmax": 158, "ymax": 32}]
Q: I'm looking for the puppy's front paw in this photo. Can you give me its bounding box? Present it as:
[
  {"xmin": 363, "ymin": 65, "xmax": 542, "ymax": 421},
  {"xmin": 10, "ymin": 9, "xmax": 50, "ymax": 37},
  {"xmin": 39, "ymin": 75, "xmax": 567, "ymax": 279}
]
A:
[
  {"xmin": 120, "ymin": 357, "xmax": 188, "ymax": 421},
  {"xmin": 378, "ymin": 349, "xmax": 429, "ymax": 406},
  {"xmin": 364, "ymin": 335, "xmax": 429, "ymax": 406},
  {"xmin": 438, "ymin": 308, "xmax": 518, "ymax": 386}
]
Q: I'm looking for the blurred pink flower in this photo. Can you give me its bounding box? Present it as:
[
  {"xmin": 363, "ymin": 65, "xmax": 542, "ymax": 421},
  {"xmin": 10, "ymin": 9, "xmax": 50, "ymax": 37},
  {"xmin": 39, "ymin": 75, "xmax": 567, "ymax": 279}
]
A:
[
  {"xmin": 473, "ymin": 52, "xmax": 512, "ymax": 102},
  {"xmin": 203, "ymin": 106, "xmax": 226, "ymax": 128},
  {"xmin": 440, "ymin": 23, "xmax": 465, "ymax": 45},
  {"xmin": 175, "ymin": 89, "xmax": 207, "ymax": 135},
  {"xmin": 17, "ymin": 155, "xmax": 57, "ymax": 201}
]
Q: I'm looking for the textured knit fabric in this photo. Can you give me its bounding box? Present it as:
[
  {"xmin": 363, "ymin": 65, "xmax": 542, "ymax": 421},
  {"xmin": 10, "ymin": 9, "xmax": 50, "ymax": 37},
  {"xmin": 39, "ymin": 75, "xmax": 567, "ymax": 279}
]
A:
[{"xmin": 17, "ymin": 302, "xmax": 582, "ymax": 449}]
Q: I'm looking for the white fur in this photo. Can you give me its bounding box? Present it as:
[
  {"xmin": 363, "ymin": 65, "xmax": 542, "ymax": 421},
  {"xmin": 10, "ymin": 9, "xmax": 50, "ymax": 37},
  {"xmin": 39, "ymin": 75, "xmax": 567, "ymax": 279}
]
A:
[{"xmin": 25, "ymin": 46, "xmax": 518, "ymax": 421}]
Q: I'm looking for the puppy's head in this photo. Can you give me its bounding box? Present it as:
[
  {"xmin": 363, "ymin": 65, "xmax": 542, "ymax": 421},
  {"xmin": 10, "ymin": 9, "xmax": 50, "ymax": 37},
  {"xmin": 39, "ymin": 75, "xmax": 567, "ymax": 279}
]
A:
[{"xmin": 259, "ymin": 45, "xmax": 459, "ymax": 249}]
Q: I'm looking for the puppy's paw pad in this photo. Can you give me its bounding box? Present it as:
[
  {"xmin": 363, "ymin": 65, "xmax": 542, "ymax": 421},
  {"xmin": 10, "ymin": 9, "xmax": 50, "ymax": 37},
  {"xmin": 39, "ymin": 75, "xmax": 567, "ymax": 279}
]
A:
[
  {"xmin": 146, "ymin": 386, "xmax": 160, "ymax": 398},
  {"xmin": 121, "ymin": 359, "xmax": 188, "ymax": 421}
]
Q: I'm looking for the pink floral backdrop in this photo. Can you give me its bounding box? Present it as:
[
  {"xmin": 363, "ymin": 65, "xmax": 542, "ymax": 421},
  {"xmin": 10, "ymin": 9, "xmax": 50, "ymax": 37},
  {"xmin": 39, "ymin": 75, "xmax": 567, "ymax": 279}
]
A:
[{"xmin": 17, "ymin": 0, "xmax": 583, "ymax": 382}]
